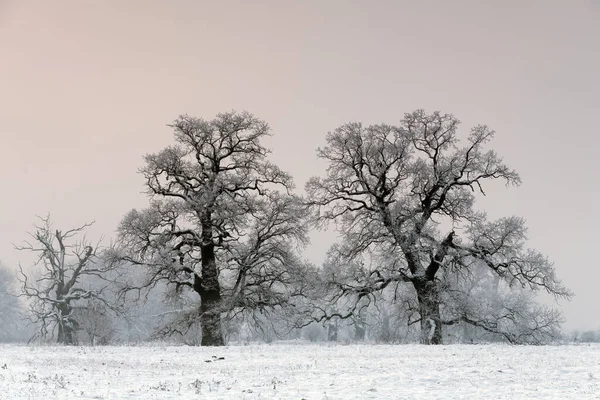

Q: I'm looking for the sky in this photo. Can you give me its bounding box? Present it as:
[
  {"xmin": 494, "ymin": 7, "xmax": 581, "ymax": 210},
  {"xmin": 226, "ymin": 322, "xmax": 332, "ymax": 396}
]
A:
[{"xmin": 0, "ymin": 0, "xmax": 598, "ymax": 330}]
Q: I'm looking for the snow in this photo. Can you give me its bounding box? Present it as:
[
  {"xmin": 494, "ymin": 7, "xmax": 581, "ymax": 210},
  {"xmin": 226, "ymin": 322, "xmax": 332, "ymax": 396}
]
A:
[{"xmin": 1, "ymin": 342, "xmax": 599, "ymax": 399}]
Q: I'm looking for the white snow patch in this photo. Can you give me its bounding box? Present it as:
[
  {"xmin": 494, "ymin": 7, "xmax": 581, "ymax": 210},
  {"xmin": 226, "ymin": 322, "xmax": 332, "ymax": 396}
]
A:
[{"xmin": 0, "ymin": 342, "xmax": 598, "ymax": 399}]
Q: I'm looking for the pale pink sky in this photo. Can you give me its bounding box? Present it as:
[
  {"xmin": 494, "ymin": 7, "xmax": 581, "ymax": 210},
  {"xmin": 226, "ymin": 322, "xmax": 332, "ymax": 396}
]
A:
[{"xmin": 1, "ymin": 0, "xmax": 598, "ymax": 329}]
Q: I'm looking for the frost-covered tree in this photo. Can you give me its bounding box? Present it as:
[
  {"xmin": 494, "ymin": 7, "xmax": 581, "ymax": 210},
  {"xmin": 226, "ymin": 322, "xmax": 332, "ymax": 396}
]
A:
[
  {"xmin": 306, "ymin": 110, "xmax": 571, "ymax": 344},
  {"xmin": 73, "ymin": 299, "xmax": 116, "ymax": 345},
  {"xmin": 0, "ymin": 264, "xmax": 26, "ymax": 342},
  {"xmin": 438, "ymin": 261, "xmax": 565, "ymax": 344},
  {"xmin": 17, "ymin": 216, "xmax": 118, "ymax": 344},
  {"xmin": 114, "ymin": 111, "xmax": 312, "ymax": 346}
]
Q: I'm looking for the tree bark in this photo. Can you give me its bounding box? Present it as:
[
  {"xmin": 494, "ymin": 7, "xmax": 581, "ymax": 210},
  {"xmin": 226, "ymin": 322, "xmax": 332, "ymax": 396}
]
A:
[
  {"xmin": 197, "ymin": 213, "xmax": 224, "ymax": 346},
  {"xmin": 199, "ymin": 294, "xmax": 224, "ymax": 346},
  {"xmin": 57, "ymin": 303, "xmax": 76, "ymax": 345},
  {"xmin": 413, "ymin": 278, "xmax": 443, "ymax": 345}
]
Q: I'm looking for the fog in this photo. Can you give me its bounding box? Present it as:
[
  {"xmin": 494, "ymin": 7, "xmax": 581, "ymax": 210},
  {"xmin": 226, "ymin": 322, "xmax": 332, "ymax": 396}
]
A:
[{"xmin": 0, "ymin": 0, "xmax": 598, "ymax": 330}]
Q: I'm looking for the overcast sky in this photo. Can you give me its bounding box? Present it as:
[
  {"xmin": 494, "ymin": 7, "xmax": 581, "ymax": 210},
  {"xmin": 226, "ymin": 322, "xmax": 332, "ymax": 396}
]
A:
[{"xmin": 1, "ymin": 0, "xmax": 598, "ymax": 330}]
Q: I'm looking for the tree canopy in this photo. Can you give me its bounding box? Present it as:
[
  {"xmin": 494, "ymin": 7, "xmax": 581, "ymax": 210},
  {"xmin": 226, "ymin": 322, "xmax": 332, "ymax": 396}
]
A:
[{"xmin": 306, "ymin": 110, "xmax": 570, "ymax": 344}]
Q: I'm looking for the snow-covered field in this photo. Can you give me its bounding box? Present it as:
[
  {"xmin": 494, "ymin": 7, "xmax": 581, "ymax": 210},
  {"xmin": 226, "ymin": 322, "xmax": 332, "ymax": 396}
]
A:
[{"xmin": 0, "ymin": 342, "xmax": 599, "ymax": 399}]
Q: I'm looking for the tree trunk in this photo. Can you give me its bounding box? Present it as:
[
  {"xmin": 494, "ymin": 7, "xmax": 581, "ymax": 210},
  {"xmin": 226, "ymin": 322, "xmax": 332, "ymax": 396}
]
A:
[
  {"xmin": 413, "ymin": 278, "xmax": 443, "ymax": 345},
  {"xmin": 381, "ymin": 308, "xmax": 391, "ymax": 343},
  {"xmin": 354, "ymin": 315, "xmax": 366, "ymax": 341},
  {"xmin": 196, "ymin": 262, "xmax": 224, "ymax": 346},
  {"xmin": 57, "ymin": 304, "xmax": 76, "ymax": 345},
  {"xmin": 197, "ymin": 213, "xmax": 225, "ymax": 346},
  {"xmin": 199, "ymin": 294, "xmax": 224, "ymax": 346},
  {"xmin": 327, "ymin": 322, "xmax": 338, "ymax": 341}
]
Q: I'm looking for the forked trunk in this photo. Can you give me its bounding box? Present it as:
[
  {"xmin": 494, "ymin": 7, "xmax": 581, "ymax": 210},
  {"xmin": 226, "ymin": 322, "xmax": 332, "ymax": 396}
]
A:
[{"xmin": 413, "ymin": 278, "xmax": 443, "ymax": 345}]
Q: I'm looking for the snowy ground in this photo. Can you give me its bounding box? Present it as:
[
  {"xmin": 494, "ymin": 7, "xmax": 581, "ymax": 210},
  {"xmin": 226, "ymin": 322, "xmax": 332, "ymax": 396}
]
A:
[{"xmin": 0, "ymin": 342, "xmax": 599, "ymax": 399}]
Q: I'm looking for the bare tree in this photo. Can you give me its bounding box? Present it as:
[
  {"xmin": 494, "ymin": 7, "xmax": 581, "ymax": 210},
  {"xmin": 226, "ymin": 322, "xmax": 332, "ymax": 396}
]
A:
[
  {"xmin": 17, "ymin": 216, "xmax": 117, "ymax": 345},
  {"xmin": 73, "ymin": 299, "xmax": 116, "ymax": 345},
  {"xmin": 306, "ymin": 110, "xmax": 571, "ymax": 344},
  {"xmin": 114, "ymin": 111, "xmax": 312, "ymax": 346},
  {"xmin": 0, "ymin": 264, "xmax": 26, "ymax": 342},
  {"xmin": 439, "ymin": 264, "xmax": 565, "ymax": 344}
]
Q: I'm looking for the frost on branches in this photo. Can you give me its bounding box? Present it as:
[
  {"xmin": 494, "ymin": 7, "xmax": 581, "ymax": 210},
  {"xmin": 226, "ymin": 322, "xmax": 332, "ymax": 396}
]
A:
[
  {"xmin": 306, "ymin": 110, "xmax": 571, "ymax": 344},
  {"xmin": 17, "ymin": 216, "xmax": 119, "ymax": 345},
  {"xmin": 113, "ymin": 111, "xmax": 313, "ymax": 346}
]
